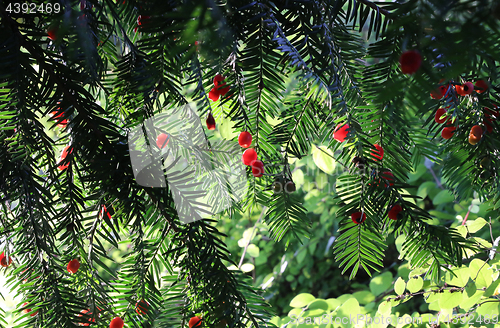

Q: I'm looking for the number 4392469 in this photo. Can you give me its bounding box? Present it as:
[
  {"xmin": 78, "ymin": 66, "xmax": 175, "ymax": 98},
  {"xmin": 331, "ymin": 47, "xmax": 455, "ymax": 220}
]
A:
[{"xmin": 6, "ymin": 2, "xmax": 61, "ymax": 14}]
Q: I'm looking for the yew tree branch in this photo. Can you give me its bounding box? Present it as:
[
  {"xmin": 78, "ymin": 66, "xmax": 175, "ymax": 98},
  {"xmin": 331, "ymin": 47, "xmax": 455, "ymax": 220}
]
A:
[{"xmin": 358, "ymin": 0, "xmax": 391, "ymax": 16}]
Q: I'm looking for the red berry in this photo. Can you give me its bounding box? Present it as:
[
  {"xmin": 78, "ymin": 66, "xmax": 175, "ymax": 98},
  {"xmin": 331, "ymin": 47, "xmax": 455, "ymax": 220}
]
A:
[
  {"xmin": 430, "ymin": 85, "xmax": 447, "ymax": 99},
  {"xmin": 332, "ymin": 123, "xmax": 349, "ymax": 142},
  {"xmin": 110, "ymin": 317, "xmax": 124, "ymax": 328},
  {"xmin": 0, "ymin": 252, "xmax": 12, "ymax": 267},
  {"xmin": 351, "ymin": 212, "xmax": 366, "ymax": 224},
  {"xmin": 388, "ymin": 204, "xmax": 402, "ymax": 220},
  {"xmin": 208, "ymin": 88, "xmax": 220, "ymax": 102},
  {"xmin": 371, "ymin": 144, "xmax": 384, "ymax": 161},
  {"xmin": 250, "ymin": 160, "xmax": 264, "ymax": 177},
  {"xmin": 469, "ymin": 125, "xmax": 483, "ymax": 145},
  {"xmin": 242, "ymin": 148, "xmax": 257, "ymax": 166},
  {"xmin": 189, "ymin": 316, "xmax": 202, "ymax": 328},
  {"xmin": 380, "ymin": 171, "xmax": 394, "ymax": 187},
  {"xmin": 430, "ymin": 89, "xmax": 442, "ymax": 99},
  {"xmin": 461, "ymin": 82, "xmax": 474, "ymax": 95},
  {"xmin": 78, "ymin": 309, "xmax": 96, "ymax": 326},
  {"xmin": 238, "ymin": 131, "xmax": 252, "ymax": 148},
  {"xmin": 475, "ymin": 80, "xmax": 489, "ymax": 94},
  {"xmin": 434, "ymin": 108, "xmax": 447, "ymax": 124},
  {"xmin": 49, "ymin": 110, "xmax": 68, "ymax": 128},
  {"xmin": 470, "ymin": 125, "xmax": 483, "ymax": 138},
  {"xmin": 206, "ymin": 113, "xmax": 216, "ymax": 130},
  {"xmin": 441, "ymin": 126, "xmax": 456, "ymax": 139},
  {"xmin": 217, "ymin": 86, "xmax": 230, "ymax": 97},
  {"xmin": 399, "ymin": 50, "xmax": 422, "ymax": 75},
  {"xmin": 156, "ymin": 133, "xmax": 169, "ymax": 149},
  {"xmin": 67, "ymin": 259, "xmax": 80, "ymax": 274},
  {"xmin": 47, "ymin": 27, "xmax": 57, "ymax": 40},
  {"xmin": 136, "ymin": 300, "xmax": 150, "ymax": 315},
  {"xmin": 455, "ymin": 84, "xmax": 466, "ymax": 96},
  {"xmin": 58, "ymin": 146, "xmax": 72, "ymax": 171},
  {"xmin": 22, "ymin": 302, "xmax": 38, "ymax": 317},
  {"xmin": 213, "ymin": 74, "xmax": 225, "ymax": 87}
]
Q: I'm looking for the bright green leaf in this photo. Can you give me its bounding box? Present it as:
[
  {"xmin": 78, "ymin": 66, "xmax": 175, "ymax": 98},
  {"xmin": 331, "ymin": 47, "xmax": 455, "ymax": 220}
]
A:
[
  {"xmin": 370, "ymin": 272, "xmax": 393, "ymax": 296},
  {"xmin": 394, "ymin": 277, "xmax": 406, "ymax": 296},
  {"xmin": 406, "ymin": 276, "xmax": 424, "ymax": 293},
  {"xmin": 312, "ymin": 146, "xmax": 336, "ymax": 175},
  {"xmin": 290, "ymin": 293, "xmax": 316, "ymax": 308}
]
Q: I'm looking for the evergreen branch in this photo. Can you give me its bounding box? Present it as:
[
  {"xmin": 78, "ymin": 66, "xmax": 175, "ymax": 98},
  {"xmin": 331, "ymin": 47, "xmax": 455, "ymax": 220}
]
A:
[{"xmin": 358, "ymin": 0, "xmax": 391, "ymax": 16}]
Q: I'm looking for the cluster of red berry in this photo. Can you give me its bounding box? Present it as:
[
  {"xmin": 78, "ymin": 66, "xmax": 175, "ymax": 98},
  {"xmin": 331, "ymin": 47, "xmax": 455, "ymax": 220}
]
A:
[
  {"xmin": 240, "ymin": 134, "xmax": 264, "ymax": 178},
  {"xmin": 203, "ymin": 75, "xmax": 229, "ymax": 130},
  {"xmin": 208, "ymin": 74, "xmax": 230, "ymax": 102},
  {"xmin": 431, "ymin": 78, "xmax": 496, "ymax": 143},
  {"xmin": 332, "ymin": 124, "xmax": 394, "ymax": 187},
  {"xmin": 351, "ymin": 204, "xmax": 402, "ymax": 225}
]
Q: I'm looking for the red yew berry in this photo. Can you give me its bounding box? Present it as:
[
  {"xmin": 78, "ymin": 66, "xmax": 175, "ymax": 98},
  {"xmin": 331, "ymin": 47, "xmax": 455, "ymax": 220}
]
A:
[
  {"xmin": 67, "ymin": 259, "xmax": 80, "ymax": 274},
  {"xmin": 0, "ymin": 252, "xmax": 12, "ymax": 267},
  {"xmin": 430, "ymin": 85, "xmax": 447, "ymax": 99},
  {"xmin": 470, "ymin": 125, "xmax": 483, "ymax": 138},
  {"xmin": 461, "ymin": 82, "xmax": 474, "ymax": 95},
  {"xmin": 468, "ymin": 125, "xmax": 483, "ymax": 145},
  {"xmin": 213, "ymin": 74, "xmax": 225, "ymax": 87},
  {"xmin": 22, "ymin": 302, "xmax": 38, "ymax": 317},
  {"xmin": 371, "ymin": 144, "xmax": 384, "ymax": 161},
  {"xmin": 58, "ymin": 146, "xmax": 72, "ymax": 171},
  {"xmin": 351, "ymin": 212, "xmax": 366, "ymax": 224},
  {"xmin": 208, "ymin": 88, "xmax": 220, "ymax": 102},
  {"xmin": 238, "ymin": 131, "xmax": 252, "ymax": 148},
  {"xmin": 206, "ymin": 113, "xmax": 216, "ymax": 130},
  {"xmin": 434, "ymin": 108, "xmax": 447, "ymax": 124},
  {"xmin": 78, "ymin": 309, "xmax": 96, "ymax": 326},
  {"xmin": 399, "ymin": 50, "xmax": 422, "ymax": 75},
  {"xmin": 380, "ymin": 171, "xmax": 395, "ymax": 187},
  {"xmin": 388, "ymin": 204, "xmax": 403, "ymax": 220},
  {"xmin": 49, "ymin": 111, "xmax": 68, "ymax": 128},
  {"xmin": 110, "ymin": 317, "xmax": 124, "ymax": 328},
  {"xmin": 250, "ymin": 160, "xmax": 264, "ymax": 177},
  {"xmin": 333, "ymin": 123, "xmax": 349, "ymax": 142},
  {"xmin": 475, "ymin": 80, "xmax": 489, "ymax": 94},
  {"xmin": 135, "ymin": 300, "xmax": 150, "ymax": 315},
  {"xmin": 441, "ymin": 126, "xmax": 456, "ymax": 139},
  {"xmin": 242, "ymin": 148, "xmax": 258, "ymax": 166},
  {"xmin": 189, "ymin": 316, "xmax": 202, "ymax": 328},
  {"xmin": 47, "ymin": 26, "xmax": 58, "ymax": 41},
  {"xmin": 156, "ymin": 133, "xmax": 169, "ymax": 149},
  {"xmin": 217, "ymin": 85, "xmax": 230, "ymax": 97}
]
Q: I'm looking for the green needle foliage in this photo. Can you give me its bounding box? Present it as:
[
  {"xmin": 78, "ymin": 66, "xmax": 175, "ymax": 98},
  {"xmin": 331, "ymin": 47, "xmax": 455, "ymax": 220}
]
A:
[{"xmin": 0, "ymin": 0, "xmax": 499, "ymax": 327}]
